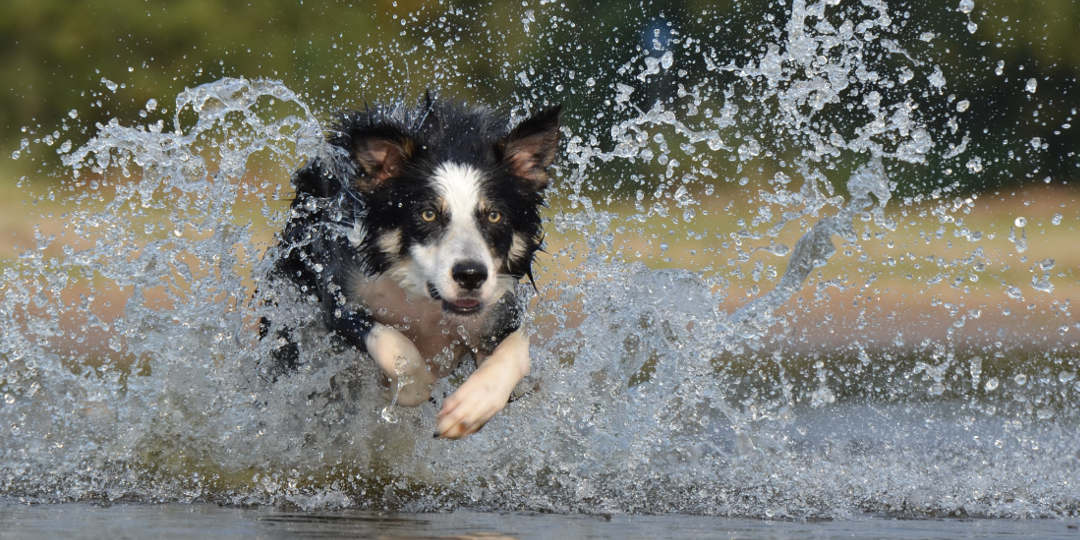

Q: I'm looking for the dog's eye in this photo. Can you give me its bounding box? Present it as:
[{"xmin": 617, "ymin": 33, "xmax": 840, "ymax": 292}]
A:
[
  {"xmin": 420, "ymin": 209, "xmax": 438, "ymax": 222},
  {"xmin": 486, "ymin": 210, "xmax": 502, "ymax": 224}
]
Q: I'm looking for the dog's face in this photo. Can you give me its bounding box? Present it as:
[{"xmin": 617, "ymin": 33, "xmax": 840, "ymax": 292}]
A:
[{"xmin": 340, "ymin": 103, "xmax": 560, "ymax": 316}]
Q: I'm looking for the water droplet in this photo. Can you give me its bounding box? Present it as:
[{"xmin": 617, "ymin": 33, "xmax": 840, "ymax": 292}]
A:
[
  {"xmin": 810, "ymin": 386, "xmax": 836, "ymax": 407},
  {"xmin": 659, "ymin": 50, "xmax": 674, "ymax": 70},
  {"xmin": 985, "ymin": 377, "xmax": 1000, "ymax": 391},
  {"xmin": 1032, "ymin": 274, "xmax": 1053, "ymax": 294},
  {"xmin": 1050, "ymin": 213, "xmax": 1062, "ymax": 225},
  {"xmin": 1025, "ymin": 78, "xmax": 1038, "ymax": 93},
  {"xmin": 955, "ymin": 100, "xmax": 969, "ymax": 112},
  {"xmin": 737, "ymin": 139, "xmax": 760, "ymax": 161},
  {"xmin": 957, "ymin": 0, "xmax": 974, "ymax": 14},
  {"xmin": 1013, "ymin": 373, "xmax": 1027, "ymax": 386},
  {"xmin": 380, "ymin": 406, "xmax": 399, "ymax": 424},
  {"xmin": 928, "ymin": 66, "xmax": 946, "ymax": 88},
  {"xmin": 1013, "ymin": 216, "xmax": 1026, "ymax": 227}
]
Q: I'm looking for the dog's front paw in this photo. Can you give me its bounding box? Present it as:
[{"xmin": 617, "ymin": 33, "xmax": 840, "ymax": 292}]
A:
[
  {"xmin": 366, "ymin": 324, "xmax": 434, "ymax": 406},
  {"xmin": 435, "ymin": 364, "xmax": 517, "ymax": 439},
  {"xmin": 435, "ymin": 329, "xmax": 530, "ymax": 439}
]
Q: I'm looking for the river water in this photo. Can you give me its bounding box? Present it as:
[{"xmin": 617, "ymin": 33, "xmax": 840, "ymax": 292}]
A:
[
  {"xmin": 1, "ymin": 0, "xmax": 1078, "ymax": 533},
  {"xmin": 2, "ymin": 501, "xmax": 1078, "ymax": 539}
]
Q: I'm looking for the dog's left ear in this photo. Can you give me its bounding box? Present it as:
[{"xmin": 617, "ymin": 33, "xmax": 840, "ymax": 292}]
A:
[{"xmin": 498, "ymin": 105, "xmax": 561, "ymax": 190}]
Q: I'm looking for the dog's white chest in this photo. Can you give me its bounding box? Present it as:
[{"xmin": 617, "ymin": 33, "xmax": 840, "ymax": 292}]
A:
[{"xmin": 349, "ymin": 274, "xmax": 485, "ymax": 370}]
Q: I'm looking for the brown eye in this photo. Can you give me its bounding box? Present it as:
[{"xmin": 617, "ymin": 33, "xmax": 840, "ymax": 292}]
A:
[
  {"xmin": 421, "ymin": 209, "xmax": 437, "ymax": 222},
  {"xmin": 487, "ymin": 210, "xmax": 502, "ymax": 224}
]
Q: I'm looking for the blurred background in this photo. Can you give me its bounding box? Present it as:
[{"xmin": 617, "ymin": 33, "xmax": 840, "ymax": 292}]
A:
[
  {"xmin": 2, "ymin": 0, "xmax": 1077, "ymax": 193},
  {"xmin": 1, "ymin": 0, "xmax": 1078, "ymax": 352}
]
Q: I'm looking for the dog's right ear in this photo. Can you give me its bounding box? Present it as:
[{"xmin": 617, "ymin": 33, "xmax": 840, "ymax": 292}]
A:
[{"xmin": 349, "ymin": 126, "xmax": 416, "ymax": 191}]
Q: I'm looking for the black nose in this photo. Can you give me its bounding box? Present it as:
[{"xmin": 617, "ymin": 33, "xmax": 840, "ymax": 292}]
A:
[{"xmin": 452, "ymin": 261, "xmax": 487, "ymax": 290}]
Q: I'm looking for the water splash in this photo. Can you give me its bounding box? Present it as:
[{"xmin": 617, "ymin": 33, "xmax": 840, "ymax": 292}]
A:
[{"xmin": 2, "ymin": 0, "xmax": 1078, "ymax": 520}]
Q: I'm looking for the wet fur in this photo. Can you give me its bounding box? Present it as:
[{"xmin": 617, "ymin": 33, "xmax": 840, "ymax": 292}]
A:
[{"xmin": 260, "ymin": 96, "xmax": 560, "ymax": 439}]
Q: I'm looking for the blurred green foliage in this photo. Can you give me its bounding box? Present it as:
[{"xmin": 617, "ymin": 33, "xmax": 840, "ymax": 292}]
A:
[{"xmin": 1, "ymin": 0, "xmax": 1077, "ymax": 195}]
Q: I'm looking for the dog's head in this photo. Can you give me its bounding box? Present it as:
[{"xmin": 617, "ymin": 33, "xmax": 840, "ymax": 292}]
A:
[{"xmin": 312, "ymin": 100, "xmax": 560, "ymax": 315}]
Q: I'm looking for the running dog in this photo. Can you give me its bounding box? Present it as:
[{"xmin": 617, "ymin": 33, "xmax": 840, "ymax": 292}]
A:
[{"xmin": 261, "ymin": 96, "xmax": 560, "ymax": 439}]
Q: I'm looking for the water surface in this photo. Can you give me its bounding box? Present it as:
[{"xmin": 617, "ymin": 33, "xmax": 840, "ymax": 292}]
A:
[{"xmin": 2, "ymin": 502, "xmax": 1078, "ymax": 539}]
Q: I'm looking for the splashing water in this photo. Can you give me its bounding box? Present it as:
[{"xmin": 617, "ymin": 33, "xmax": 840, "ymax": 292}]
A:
[{"xmin": 2, "ymin": 1, "xmax": 1078, "ymax": 520}]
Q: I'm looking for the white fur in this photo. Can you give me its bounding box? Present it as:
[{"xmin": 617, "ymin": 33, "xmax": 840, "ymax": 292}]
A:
[{"xmin": 365, "ymin": 322, "xmax": 435, "ymax": 406}]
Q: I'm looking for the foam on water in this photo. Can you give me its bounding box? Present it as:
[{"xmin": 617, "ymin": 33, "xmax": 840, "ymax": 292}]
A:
[{"xmin": 2, "ymin": 0, "xmax": 1078, "ymax": 519}]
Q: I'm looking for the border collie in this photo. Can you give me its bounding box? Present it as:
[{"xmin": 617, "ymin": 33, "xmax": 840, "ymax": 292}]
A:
[{"xmin": 261, "ymin": 95, "xmax": 560, "ymax": 439}]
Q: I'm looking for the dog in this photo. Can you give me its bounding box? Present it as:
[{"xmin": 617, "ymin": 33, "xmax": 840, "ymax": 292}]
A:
[{"xmin": 259, "ymin": 95, "xmax": 560, "ymax": 439}]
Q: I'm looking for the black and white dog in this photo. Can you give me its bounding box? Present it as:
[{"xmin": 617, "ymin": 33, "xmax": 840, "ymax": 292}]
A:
[{"xmin": 262, "ymin": 96, "xmax": 560, "ymax": 439}]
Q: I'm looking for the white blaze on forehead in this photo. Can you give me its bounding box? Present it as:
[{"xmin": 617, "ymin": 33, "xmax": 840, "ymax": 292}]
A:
[
  {"xmin": 433, "ymin": 162, "xmax": 484, "ymax": 218},
  {"xmin": 432, "ymin": 162, "xmax": 487, "ymax": 262}
]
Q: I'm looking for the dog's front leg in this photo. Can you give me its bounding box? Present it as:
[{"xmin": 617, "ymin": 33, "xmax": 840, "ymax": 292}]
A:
[
  {"xmin": 436, "ymin": 328, "xmax": 530, "ymax": 439},
  {"xmin": 366, "ymin": 323, "xmax": 435, "ymax": 406}
]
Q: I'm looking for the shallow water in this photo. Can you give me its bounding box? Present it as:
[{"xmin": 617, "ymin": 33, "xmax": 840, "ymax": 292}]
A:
[
  {"xmin": 2, "ymin": 501, "xmax": 1079, "ymax": 540},
  {"xmin": 2, "ymin": 0, "xmax": 1078, "ymax": 524}
]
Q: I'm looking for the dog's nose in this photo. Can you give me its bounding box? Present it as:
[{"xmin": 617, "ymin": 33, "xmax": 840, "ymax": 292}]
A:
[{"xmin": 452, "ymin": 261, "xmax": 487, "ymax": 290}]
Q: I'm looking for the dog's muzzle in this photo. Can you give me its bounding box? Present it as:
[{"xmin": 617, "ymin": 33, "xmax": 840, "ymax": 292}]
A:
[{"xmin": 427, "ymin": 282, "xmax": 483, "ymax": 315}]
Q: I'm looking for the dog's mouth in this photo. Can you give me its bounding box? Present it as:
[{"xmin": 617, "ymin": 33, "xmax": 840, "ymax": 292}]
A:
[
  {"xmin": 444, "ymin": 298, "xmax": 482, "ymax": 314},
  {"xmin": 427, "ymin": 283, "xmax": 483, "ymax": 315}
]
